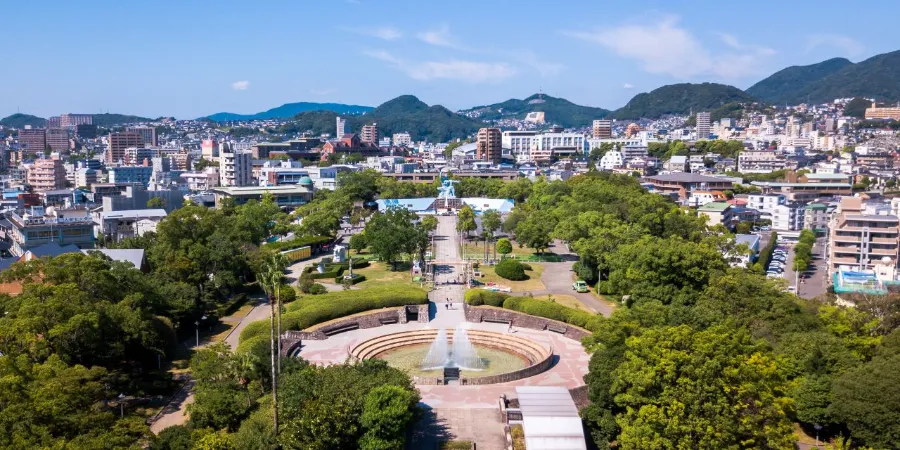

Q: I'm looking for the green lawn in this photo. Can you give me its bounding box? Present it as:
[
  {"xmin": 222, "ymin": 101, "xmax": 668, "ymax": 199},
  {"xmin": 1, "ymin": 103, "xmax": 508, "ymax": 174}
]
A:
[
  {"xmin": 532, "ymin": 294, "xmax": 592, "ymax": 312},
  {"xmin": 353, "ymin": 261, "xmax": 424, "ymax": 288},
  {"xmin": 474, "ymin": 263, "xmax": 545, "ymax": 293}
]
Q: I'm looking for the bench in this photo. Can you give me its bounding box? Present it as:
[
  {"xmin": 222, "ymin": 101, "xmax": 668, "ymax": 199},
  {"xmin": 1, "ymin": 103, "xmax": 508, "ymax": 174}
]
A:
[
  {"xmin": 547, "ymin": 324, "xmax": 568, "ymax": 334},
  {"xmin": 483, "ymin": 317, "xmax": 511, "ymax": 325},
  {"xmin": 322, "ymin": 322, "xmax": 360, "ymax": 336},
  {"xmin": 379, "ymin": 317, "xmax": 399, "ymax": 325}
]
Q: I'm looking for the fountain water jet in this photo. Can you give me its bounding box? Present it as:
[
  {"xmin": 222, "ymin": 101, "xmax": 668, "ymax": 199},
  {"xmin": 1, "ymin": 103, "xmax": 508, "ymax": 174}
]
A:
[{"xmin": 420, "ymin": 326, "xmax": 485, "ymax": 371}]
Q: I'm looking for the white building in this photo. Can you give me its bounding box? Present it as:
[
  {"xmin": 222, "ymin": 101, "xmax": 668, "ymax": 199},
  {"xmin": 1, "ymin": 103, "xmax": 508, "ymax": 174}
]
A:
[
  {"xmin": 74, "ymin": 168, "xmax": 97, "ymax": 188},
  {"xmin": 737, "ymin": 150, "xmax": 787, "ymax": 173},
  {"xmin": 502, "ymin": 130, "xmax": 586, "ymax": 163},
  {"xmin": 598, "ymin": 150, "xmax": 624, "ymax": 170},
  {"xmin": 696, "ymin": 112, "xmax": 711, "ymax": 139},
  {"xmin": 219, "ymin": 147, "xmax": 252, "ymax": 187},
  {"xmin": 181, "ymin": 167, "xmax": 220, "ymax": 191},
  {"xmin": 336, "ymin": 117, "xmax": 346, "ymax": 138},
  {"xmin": 747, "ymin": 194, "xmax": 803, "ymax": 230},
  {"xmin": 392, "ymin": 132, "xmax": 411, "ymax": 147}
]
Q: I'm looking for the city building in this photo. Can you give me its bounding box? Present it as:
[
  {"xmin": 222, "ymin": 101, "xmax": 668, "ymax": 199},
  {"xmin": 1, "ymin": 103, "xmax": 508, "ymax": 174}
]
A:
[
  {"xmin": 645, "ymin": 173, "xmax": 734, "ymax": 201},
  {"xmin": 598, "ymin": 149, "xmax": 624, "ymax": 170},
  {"xmin": 181, "ymin": 168, "xmax": 220, "ymax": 191},
  {"xmin": 592, "ymin": 119, "xmax": 612, "ymax": 139},
  {"xmin": 336, "ymin": 117, "xmax": 346, "ymax": 138},
  {"xmin": 107, "ymin": 132, "xmax": 143, "ymax": 163},
  {"xmin": 27, "ymin": 157, "xmax": 66, "ymax": 192},
  {"xmin": 864, "ymin": 102, "xmax": 900, "ymax": 120},
  {"xmin": 663, "ymin": 155, "xmax": 688, "ymax": 172},
  {"xmin": 127, "ymin": 126, "xmax": 158, "ymax": 146},
  {"xmin": 219, "ymin": 147, "xmax": 252, "ymax": 187},
  {"xmin": 696, "ymin": 112, "xmax": 711, "ymax": 139},
  {"xmin": 75, "ymin": 168, "xmax": 97, "ymax": 188},
  {"xmin": 697, "ymin": 201, "xmax": 734, "ymax": 229},
  {"xmin": 75, "ymin": 124, "xmax": 98, "ymax": 139},
  {"xmin": 45, "ymin": 128, "xmax": 70, "ymax": 153},
  {"xmin": 108, "ymin": 166, "xmax": 153, "ymax": 186},
  {"xmin": 361, "ymin": 123, "xmax": 379, "ymax": 143},
  {"xmin": 746, "ymin": 194, "xmax": 804, "ymax": 231},
  {"xmin": 392, "ymin": 132, "xmax": 412, "ymax": 147},
  {"xmin": 201, "ymin": 138, "xmax": 219, "ymax": 159},
  {"xmin": 687, "ymin": 190, "xmax": 727, "ymax": 207},
  {"xmin": 172, "ymin": 148, "xmax": 192, "ymax": 171},
  {"xmin": 5, "ymin": 206, "xmax": 95, "ymax": 256},
  {"xmin": 59, "ymin": 113, "xmax": 92, "ymax": 128},
  {"xmin": 211, "ymin": 185, "xmax": 314, "ymax": 209},
  {"xmin": 476, "ymin": 127, "xmax": 502, "ymax": 164},
  {"xmin": 97, "ymin": 209, "xmax": 167, "ymax": 242},
  {"xmin": 737, "ymin": 150, "xmax": 788, "ymax": 173},
  {"xmin": 829, "ymin": 197, "xmax": 900, "ymax": 277},
  {"xmin": 18, "ymin": 128, "xmax": 46, "ymax": 155},
  {"xmin": 804, "ymin": 202, "xmax": 829, "ymax": 231}
]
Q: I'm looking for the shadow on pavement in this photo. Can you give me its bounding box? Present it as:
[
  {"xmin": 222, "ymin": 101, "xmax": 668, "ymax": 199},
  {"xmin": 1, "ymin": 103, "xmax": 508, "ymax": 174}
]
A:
[{"xmin": 408, "ymin": 404, "xmax": 455, "ymax": 450}]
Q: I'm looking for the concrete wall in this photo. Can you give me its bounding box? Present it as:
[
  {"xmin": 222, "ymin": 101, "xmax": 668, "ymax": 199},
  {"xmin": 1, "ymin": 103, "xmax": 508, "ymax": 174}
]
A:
[
  {"xmin": 463, "ymin": 305, "xmax": 592, "ymax": 341},
  {"xmin": 281, "ymin": 305, "xmax": 425, "ymax": 356}
]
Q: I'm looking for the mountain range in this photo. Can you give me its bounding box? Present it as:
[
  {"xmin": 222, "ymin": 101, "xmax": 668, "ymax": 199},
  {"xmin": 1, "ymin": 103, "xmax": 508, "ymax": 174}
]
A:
[
  {"xmin": 747, "ymin": 50, "xmax": 900, "ymax": 104},
  {"xmin": 204, "ymin": 102, "xmax": 374, "ymax": 122},
  {"xmin": 0, "ymin": 113, "xmax": 151, "ymax": 129}
]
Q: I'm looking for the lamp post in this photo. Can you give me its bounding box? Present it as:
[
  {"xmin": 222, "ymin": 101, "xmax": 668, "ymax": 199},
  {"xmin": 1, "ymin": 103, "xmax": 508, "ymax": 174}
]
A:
[
  {"xmin": 195, "ymin": 315, "xmax": 207, "ymax": 347},
  {"xmin": 813, "ymin": 424, "xmax": 822, "ymax": 448},
  {"xmin": 118, "ymin": 393, "xmax": 125, "ymax": 418}
]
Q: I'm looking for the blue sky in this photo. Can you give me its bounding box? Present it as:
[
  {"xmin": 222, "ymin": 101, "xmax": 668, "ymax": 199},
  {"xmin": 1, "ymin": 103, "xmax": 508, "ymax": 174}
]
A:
[{"xmin": 2, "ymin": 0, "xmax": 897, "ymax": 119}]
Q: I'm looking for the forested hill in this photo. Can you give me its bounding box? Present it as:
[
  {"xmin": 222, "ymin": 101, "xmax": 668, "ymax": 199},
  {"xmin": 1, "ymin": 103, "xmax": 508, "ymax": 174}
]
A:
[
  {"xmin": 0, "ymin": 113, "xmax": 47, "ymax": 128},
  {"xmin": 747, "ymin": 50, "xmax": 900, "ymax": 104},
  {"xmin": 460, "ymin": 94, "xmax": 610, "ymax": 127},
  {"xmin": 204, "ymin": 102, "xmax": 374, "ymax": 121},
  {"xmin": 278, "ymin": 95, "xmax": 482, "ymax": 142},
  {"xmin": 609, "ymin": 83, "xmax": 757, "ymax": 119}
]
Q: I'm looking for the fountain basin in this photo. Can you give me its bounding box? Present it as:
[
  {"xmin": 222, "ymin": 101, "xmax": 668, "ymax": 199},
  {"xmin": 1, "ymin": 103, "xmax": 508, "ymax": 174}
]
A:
[{"xmin": 350, "ymin": 329, "xmax": 553, "ymax": 385}]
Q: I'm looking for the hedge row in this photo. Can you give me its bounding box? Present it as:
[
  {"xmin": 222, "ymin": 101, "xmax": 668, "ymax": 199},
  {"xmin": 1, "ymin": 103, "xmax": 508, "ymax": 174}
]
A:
[
  {"xmin": 264, "ymin": 236, "xmax": 331, "ymax": 252},
  {"xmin": 464, "ymin": 290, "xmax": 602, "ymax": 332},
  {"xmin": 464, "ymin": 289, "xmax": 510, "ymax": 307},
  {"xmin": 302, "ymin": 258, "xmax": 370, "ymax": 279},
  {"xmin": 337, "ymin": 274, "xmax": 366, "ymax": 285},
  {"xmin": 753, "ymin": 231, "xmax": 779, "ymax": 272},
  {"xmin": 238, "ymin": 285, "xmax": 428, "ymax": 344}
]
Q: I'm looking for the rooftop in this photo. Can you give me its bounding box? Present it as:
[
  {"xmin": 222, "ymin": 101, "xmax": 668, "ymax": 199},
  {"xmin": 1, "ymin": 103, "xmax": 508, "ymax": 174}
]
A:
[
  {"xmin": 212, "ymin": 185, "xmax": 313, "ymax": 196},
  {"xmin": 101, "ymin": 209, "xmax": 168, "ymax": 220},
  {"xmin": 698, "ymin": 201, "xmax": 731, "ymax": 212},
  {"xmin": 646, "ymin": 173, "xmax": 733, "ymax": 184}
]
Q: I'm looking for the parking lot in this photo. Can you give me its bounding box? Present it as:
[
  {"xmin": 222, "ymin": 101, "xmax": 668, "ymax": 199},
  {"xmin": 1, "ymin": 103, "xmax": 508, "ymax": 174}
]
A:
[{"xmin": 764, "ymin": 236, "xmax": 828, "ymax": 299}]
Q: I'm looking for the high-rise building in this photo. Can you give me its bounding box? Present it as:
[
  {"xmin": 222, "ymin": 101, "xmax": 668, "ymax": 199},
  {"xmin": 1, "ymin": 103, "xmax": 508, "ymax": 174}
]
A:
[
  {"xmin": 476, "ymin": 127, "xmax": 502, "ymax": 164},
  {"xmin": 59, "ymin": 114, "xmax": 93, "ymax": 128},
  {"xmin": 107, "ymin": 132, "xmax": 143, "ymax": 163},
  {"xmin": 696, "ymin": 112, "xmax": 711, "ymax": 140},
  {"xmin": 361, "ymin": 123, "xmax": 378, "ymax": 143},
  {"xmin": 18, "ymin": 128, "xmax": 46, "ymax": 155},
  {"xmin": 592, "ymin": 119, "xmax": 612, "ymax": 139},
  {"xmin": 219, "ymin": 145, "xmax": 252, "ymax": 187},
  {"xmin": 27, "ymin": 156, "xmax": 66, "ymax": 192},
  {"xmin": 172, "ymin": 148, "xmax": 192, "ymax": 171},
  {"xmin": 864, "ymin": 102, "xmax": 900, "ymax": 120},
  {"xmin": 201, "ymin": 139, "xmax": 219, "ymax": 159},
  {"xmin": 336, "ymin": 117, "xmax": 346, "ymax": 138},
  {"xmin": 48, "ymin": 116, "xmax": 62, "ymax": 128},
  {"xmin": 45, "ymin": 128, "xmax": 70, "ymax": 153},
  {"xmin": 75, "ymin": 124, "xmax": 98, "ymax": 139},
  {"xmin": 127, "ymin": 126, "xmax": 158, "ymax": 146},
  {"xmin": 829, "ymin": 197, "xmax": 900, "ymax": 277}
]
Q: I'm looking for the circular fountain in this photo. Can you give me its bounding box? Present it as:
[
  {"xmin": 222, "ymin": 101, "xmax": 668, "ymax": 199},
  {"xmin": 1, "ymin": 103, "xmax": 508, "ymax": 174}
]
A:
[{"xmin": 350, "ymin": 327, "xmax": 553, "ymax": 384}]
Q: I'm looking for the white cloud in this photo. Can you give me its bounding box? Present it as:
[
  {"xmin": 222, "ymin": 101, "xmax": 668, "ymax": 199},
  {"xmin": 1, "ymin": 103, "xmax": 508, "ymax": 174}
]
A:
[
  {"xmin": 806, "ymin": 34, "xmax": 865, "ymax": 57},
  {"xmin": 623, "ymin": 83, "xmax": 634, "ymax": 89},
  {"xmin": 342, "ymin": 26, "xmax": 402, "ymax": 41},
  {"xmin": 513, "ymin": 50, "xmax": 564, "ymax": 77},
  {"xmin": 565, "ymin": 15, "xmax": 775, "ymax": 80},
  {"xmin": 364, "ymin": 50, "xmax": 516, "ymax": 83},
  {"xmin": 417, "ymin": 25, "xmax": 463, "ymax": 49},
  {"xmin": 231, "ymin": 80, "xmax": 250, "ymax": 91}
]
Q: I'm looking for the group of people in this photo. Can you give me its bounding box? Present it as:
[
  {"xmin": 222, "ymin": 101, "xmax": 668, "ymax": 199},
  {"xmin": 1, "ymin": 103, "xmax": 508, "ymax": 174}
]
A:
[{"xmin": 444, "ymin": 298, "xmax": 454, "ymax": 310}]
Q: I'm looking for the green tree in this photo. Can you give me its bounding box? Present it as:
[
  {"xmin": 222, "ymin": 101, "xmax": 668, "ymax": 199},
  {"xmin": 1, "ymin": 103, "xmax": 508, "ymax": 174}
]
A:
[
  {"xmin": 514, "ymin": 210, "xmax": 556, "ymax": 254},
  {"xmin": 349, "ymin": 233, "xmax": 368, "ymax": 254},
  {"xmin": 360, "ymin": 385, "xmax": 418, "ymax": 450},
  {"xmin": 831, "ymin": 354, "xmax": 900, "ymax": 448},
  {"xmin": 496, "ymin": 237, "xmax": 513, "ymax": 257},
  {"xmin": 365, "ymin": 208, "xmax": 427, "ymax": 270},
  {"xmin": 420, "ymin": 215, "xmax": 438, "ymax": 235},
  {"xmin": 147, "ymin": 196, "xmax": 166, "ymax": 208},
  {"xmin": 456, "ymin": 205, "xmax": 477, "ymax": 237},
  {"xmin": 611, "ymin": 325, "xmax": 795, "ymax": 449}
]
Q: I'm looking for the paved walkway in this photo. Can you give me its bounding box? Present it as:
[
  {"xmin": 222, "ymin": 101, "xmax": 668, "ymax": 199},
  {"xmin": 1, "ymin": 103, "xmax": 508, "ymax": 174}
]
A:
[{"xmin": 516, "ymin": 261, "xmax": 614, "ymax": 316}]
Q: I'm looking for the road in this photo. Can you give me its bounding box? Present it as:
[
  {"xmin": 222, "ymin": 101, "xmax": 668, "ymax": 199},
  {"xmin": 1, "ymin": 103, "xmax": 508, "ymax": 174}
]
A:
[{"xmin": 782, "ymin": 237, "xmax": 828, "ymax": 299}]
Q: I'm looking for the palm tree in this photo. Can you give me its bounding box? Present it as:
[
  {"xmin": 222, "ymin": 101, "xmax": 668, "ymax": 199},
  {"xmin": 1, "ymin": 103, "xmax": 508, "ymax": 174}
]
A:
[{"xmin": 258, "ymin": 253, "xmax": 288, "ymax": 435}]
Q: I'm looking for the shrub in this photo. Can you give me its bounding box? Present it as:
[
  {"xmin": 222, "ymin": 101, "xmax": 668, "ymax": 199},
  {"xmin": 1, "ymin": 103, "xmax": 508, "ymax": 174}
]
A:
[
  {"xmin": 519, "ymin": 263, "xmax": 532, "ymax": 271},
  {"xmin": 495, "ymin": 258, "xmax": 527, "ymax": 281},
  {"xmin": 464, "ymin": 289, "xmax": 510, "ymax": 307},
  {"xmin": 239, "ymin": 286, "xmax": 428, "ymax": 343},
  {"xmin": 308, "ymin": 283, "xmax": 328, "ymax": 295},
  {"xmin": 336, "ymin": 274, "xmax": 366, "ymax": 285}
]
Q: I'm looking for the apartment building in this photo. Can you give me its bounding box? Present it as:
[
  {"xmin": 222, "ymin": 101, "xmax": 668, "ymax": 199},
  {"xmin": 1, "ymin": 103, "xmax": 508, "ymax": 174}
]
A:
[
  {"xmin": 181, "ymin": 168, "xmax": 220, "ymax": 191},
  {"xmin": 18, "ymin": 128, "xmax": 46, "ymax": 155},
  {"xmin": 6, "ymin": 206, "xmax": 95, "ymax": 256},
  {"xmin": 336, "ymin": 117, "xmax": 346, "ymax": 138},
  {"xmin": 127, "ymin": 126, "xmax": 158, "ymax": 146},
  {"xmin": 201, "ymin": 139, "xmax": 219, "ymax": 159},
  {"xmin": 697, "ymin": 201, "xmax": 734, "ymax": 229},
  {"xmin": 75, "ymin": 168, "xmax": 98, "ymax": 188},
  {"xmin": 361, "ymin": 123, "xmax": 379, "ymax": 143},
  {"xmin": 108, "ymin": 166, "xmax": 152, "ymax": 186},
  {"xmin": 592, "ymin": 119, "xmax": 612, "ymax": 139},
  {"xmin": 219, "ymin": 147, "xmax": 252, "ymax": 187},
  {"xmin": 107, "ymin": 132, "xmax": 143, "ymax": 163},
  {"xmin": 45, "ymin": 128, "xmax": 70, "ymax": 153},
  {"xmin": 27, "ymin": 157, "xmax": 66, "ymax": 192},
  {"xmin": 392, "ymin": 132, "xmax": 411, "ymax": 147},
  {"xmin": 476, "ymin": 128, "xmax": 502, "ymax": 164},
  {"xmin": 696, "ymin": 112, "xmax": 711, "ymax": 139},
  {"xmin": 59, "ymin": 113, "xmax": 92, "ymax": 128},
  {"xmin": 829, "ymin": 197, "xmax": 900, "ymax": 277},
  {"xmin": 737, "ymin": 150, "xmax": 787, "ymax": 173},
  {"xmin": 804, "ymin": 202, "xmax": 829, "ymax": 231},
  {"xmin": 864, "ymin": 103, "xmax": 900, "ymax": 120},
  {"xmin": 746, "ymin": 194, "xmax": 804, "ymax": 231}
]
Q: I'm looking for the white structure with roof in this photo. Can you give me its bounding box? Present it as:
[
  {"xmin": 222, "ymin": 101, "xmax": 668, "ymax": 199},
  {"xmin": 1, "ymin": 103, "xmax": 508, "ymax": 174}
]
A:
[
  {"xmin": 598, "ymin": 150, "xmax": 624, "ymax": 170},
  {"xmin": 514, "ymin": 386, "xmax": 586, "ymax": 450}
]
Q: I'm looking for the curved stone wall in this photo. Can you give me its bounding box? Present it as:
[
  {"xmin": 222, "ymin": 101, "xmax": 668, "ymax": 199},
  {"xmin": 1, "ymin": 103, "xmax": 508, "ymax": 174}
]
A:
[{"xmin": 349, "ymin": 329, "xmax": 553, "ymax": 385}]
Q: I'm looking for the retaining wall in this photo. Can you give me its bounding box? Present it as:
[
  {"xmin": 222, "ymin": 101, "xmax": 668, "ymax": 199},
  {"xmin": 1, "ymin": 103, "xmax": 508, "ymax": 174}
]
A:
[
  {"xmin": 280, "ymin": 306, "xmax": 419, "ymax": 356},
  {"xmin": 463, "ymin": 305, "xmax": 592, "ymax": 341}
]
